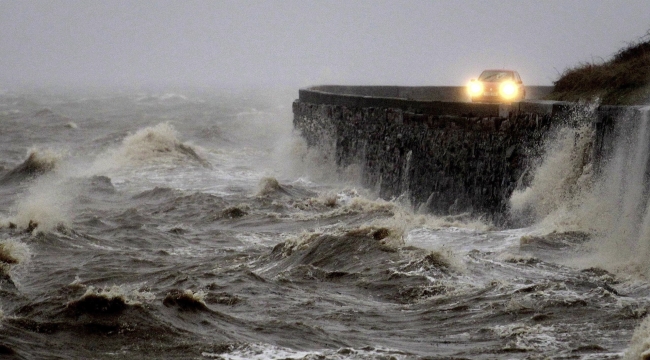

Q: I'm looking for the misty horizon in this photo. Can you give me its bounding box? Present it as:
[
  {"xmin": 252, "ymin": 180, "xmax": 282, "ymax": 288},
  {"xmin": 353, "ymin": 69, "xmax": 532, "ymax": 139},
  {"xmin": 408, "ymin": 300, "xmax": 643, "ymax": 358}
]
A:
[{"xmin": 1, "ymin": 0, "xmax": 649, "ymax": 91}]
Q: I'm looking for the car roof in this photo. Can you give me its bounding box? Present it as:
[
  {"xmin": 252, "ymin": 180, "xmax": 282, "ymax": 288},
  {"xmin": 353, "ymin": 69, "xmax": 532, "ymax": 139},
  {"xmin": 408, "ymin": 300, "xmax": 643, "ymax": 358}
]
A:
[{"xmin": 481, "ymin": 69, "xmax": 517, "ymax": 73}]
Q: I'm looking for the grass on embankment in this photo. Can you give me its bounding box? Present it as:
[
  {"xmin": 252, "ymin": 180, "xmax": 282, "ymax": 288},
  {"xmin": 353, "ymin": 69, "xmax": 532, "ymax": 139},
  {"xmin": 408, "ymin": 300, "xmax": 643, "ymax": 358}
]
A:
[{"xmin": 548, "ymin": 32, "xmax": 650, "ymax": 105}]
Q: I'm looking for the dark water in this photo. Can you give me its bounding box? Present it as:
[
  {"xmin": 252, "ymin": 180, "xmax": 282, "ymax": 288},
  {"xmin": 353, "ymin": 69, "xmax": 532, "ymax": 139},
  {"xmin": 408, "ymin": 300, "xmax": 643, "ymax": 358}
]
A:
[{"xmin": 1, "ymin": 89, "xmax": 650, "ymax": 359}]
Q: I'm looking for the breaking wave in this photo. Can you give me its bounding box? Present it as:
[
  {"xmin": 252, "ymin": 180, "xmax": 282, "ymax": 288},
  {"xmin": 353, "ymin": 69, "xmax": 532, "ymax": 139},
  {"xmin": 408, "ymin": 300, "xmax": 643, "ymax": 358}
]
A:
[
  {"xmin": 66, "ymin": 285, "xmax": 155, "ymax": 315},
  {"xmin": 0, "ymin": 239, "xmax": 30, "ymax": 276},
  {"xmin": 0, "ymin": 149, "xmax": 61, "ymax": 184},
  {"xmin": 256, "ymin": 177, "xmax": 282, "ymax": 196},
  {"xmin": 4, "ymin": 175, "xmax": 73, "ymax": 233},
  {"xmin": 162, "ymin": 289, "xmax": 208, "ymax": 311},
  {"xmin": 256, "ymin": 177, "xmax": 317, "ymax": 199},
  {"xmin": 286, "ymin": 188, "xmax": 491, "ymax": 239},
  {"xmin": 510, "ymin": 107, "xmax": 650, "ymax": 279},
  {"xmin": 509, "ymin": 124, "xmax": 595, "ymax": 224},
  {"xmin": 92, "ymin": 123, "xmax": 210, "ymax": 171},
  {"xmin": 626, "ymin": 316, "xmax": 650, "ymax": 359}
]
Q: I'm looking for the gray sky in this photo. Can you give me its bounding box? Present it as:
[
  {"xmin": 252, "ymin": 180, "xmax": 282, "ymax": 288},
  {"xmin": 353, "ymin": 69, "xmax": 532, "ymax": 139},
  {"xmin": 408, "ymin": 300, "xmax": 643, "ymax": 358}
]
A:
[{"xmin": 1, "ymin": 0, "xmax": 648, "ymax": 90}]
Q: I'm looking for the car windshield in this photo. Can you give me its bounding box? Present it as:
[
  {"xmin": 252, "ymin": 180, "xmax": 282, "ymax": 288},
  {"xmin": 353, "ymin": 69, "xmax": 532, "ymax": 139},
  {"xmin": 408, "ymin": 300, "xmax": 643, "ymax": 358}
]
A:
[{"xmin": 478, "ymin": 71, "xmax": 514, "ymax": 82}]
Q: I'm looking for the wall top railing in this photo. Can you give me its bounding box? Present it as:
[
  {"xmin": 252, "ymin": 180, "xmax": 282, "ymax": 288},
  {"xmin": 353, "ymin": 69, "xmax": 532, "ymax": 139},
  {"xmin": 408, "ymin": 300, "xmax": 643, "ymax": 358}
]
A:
[
  {"xmin": 298, "ymin": 85, "xmax": 649, "ymax": 119},
  {"xmin": 298, "ymin": 85, "xmax": 555, "ymax": 117}
]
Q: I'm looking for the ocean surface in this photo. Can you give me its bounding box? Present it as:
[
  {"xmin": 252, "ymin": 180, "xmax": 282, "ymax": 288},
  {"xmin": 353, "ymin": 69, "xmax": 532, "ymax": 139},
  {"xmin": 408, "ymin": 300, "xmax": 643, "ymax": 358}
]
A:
[{"xmin": 1, "ymin": 89, "xmax": 650, "ymax": 359}]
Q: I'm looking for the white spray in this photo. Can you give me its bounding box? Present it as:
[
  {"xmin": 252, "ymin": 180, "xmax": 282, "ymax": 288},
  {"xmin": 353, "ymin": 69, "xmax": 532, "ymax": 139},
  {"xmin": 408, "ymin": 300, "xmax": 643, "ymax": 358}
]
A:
[
  {"xmin": 592, "ymin": 107, "xmax": 650, "ymax": 276},
  {"xmin": 512, "ymin": 106, "xmax": 650, "ymax": 277}
]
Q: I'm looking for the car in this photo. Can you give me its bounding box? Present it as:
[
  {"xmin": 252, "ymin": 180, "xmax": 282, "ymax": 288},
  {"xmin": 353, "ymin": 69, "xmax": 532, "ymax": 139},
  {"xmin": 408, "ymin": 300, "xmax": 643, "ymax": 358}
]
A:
[{"xmin": 468, "ymin": 69, "xmax": 526, "ymax": 103}]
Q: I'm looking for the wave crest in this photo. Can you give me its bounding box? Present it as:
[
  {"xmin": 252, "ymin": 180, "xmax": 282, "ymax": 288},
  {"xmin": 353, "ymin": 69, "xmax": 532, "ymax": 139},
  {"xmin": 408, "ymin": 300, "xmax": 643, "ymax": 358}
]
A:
[
  {"xmin": 0, "ymin": 239, "xmax": 30, "ymax": 277},
  {"xmin": 95, "ymin": 123, "xmax": 210, "ymax": 170},
  {"xmin": 163, "ymin": 289, "xmax": 208, "ymax": 311},
  {"xmin": 66, "ymin": 285, "xmax": 154, "ymax": 315},
  {"xmin": 1, "ymin": 149, "xmax": 61, "ymax": 184},
  {"xmin": 6, "ymin": 177, "xmax": 72, "ymax": 233},
  {"xmin": 625, "ymin": 315, "xmax": 650, "ymax": 359},
  {"xmin": 257, "ymin": 177, "xmax": 282, "ymax": 196}
]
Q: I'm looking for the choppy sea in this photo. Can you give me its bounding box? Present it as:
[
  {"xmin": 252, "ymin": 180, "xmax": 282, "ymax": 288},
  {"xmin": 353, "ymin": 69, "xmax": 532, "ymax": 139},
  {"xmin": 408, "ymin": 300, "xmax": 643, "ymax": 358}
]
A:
[{"xmin": 1, "ymin": 89, "xmax": 650, "ymax": 359}]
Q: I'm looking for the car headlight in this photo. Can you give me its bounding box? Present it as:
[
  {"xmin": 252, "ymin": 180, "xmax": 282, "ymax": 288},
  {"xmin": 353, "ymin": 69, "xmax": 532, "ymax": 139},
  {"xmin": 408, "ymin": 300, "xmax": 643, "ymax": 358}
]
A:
[
  {"xmin": 468, "ymin": 81, "xmax": 483, "ymax": 96},
  {"xmin": 500, "ymin": 81, "xmax": 517, "ymax": 98}
]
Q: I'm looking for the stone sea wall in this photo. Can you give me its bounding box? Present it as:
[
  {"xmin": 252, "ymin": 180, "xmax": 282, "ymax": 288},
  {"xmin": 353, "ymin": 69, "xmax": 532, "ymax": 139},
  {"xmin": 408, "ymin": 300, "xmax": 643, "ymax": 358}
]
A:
[{"xmin": 292, "ymin": 86, "xmax": 628, "ymax": 223}]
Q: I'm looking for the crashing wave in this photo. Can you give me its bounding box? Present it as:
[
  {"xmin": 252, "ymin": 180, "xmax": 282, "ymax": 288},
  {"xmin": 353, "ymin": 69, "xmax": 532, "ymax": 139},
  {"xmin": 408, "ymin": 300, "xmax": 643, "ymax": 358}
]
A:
[
  {"xmin": 66, "ymin": 285, "xmax": 154, "ymax": 315},
  {"xmin": 5, "ymin": 178, "xmax": 72, "ymax": 234},
  {"xmin": 257, "ymin": 177, "xmax": 282, "ymax": 196},
  {"xmin": 162, "ymin": 289, "xmax": 208, "ymax": 311},
  {"xmin": 625, "ymin": 315, "xmax": 650, "ymax": 359},
  {"xmin": 264, "ymin": 227, "xmax": 407, "ymax": 279},
  {"xmin": 509, "ymin": 123, "xmax": 595, "ymax": 225},
  {"xmin": 94, "ymin": 123, "xmax": 210, "ymax": 170},
  {"xmin": 220, "ymin": 206, "xmax": 248, "ymax": 219},
  {"xmin": 512, "ymin": 107, "xmax": 650, "ymax": 278},
  {"xmin": 0, "ymin": 239, "xmax": 30, "ymax": 277},
  {"xmin": 0, "ymin": 149, "xmax": 60, "ymax": 184},
  {"xmin": 256, "ymin": 177, "xmax": 319, "ymax": 199}
]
